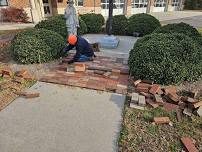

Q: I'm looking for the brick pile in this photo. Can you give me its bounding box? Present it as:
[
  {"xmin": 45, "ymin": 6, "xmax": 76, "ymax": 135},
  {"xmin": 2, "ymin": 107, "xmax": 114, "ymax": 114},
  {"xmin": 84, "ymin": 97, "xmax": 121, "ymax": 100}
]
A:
[
  {"xmin": 40, "ymin": 54, "xmax": 129, "ymax": 95},
  {"xmin": 0, "ymin": 68, "xmax": 36, "ymax": 111},
  {"xmin": 130, "ymin": 79, "xmax": 202, "ymax": 118}
]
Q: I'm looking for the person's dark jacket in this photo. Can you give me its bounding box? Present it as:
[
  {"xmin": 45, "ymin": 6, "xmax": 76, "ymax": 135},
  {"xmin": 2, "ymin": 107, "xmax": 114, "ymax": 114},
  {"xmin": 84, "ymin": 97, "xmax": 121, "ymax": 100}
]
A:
[{"xmin": 63, "ymin": 36, "xmax": 95, "ymax": 63}]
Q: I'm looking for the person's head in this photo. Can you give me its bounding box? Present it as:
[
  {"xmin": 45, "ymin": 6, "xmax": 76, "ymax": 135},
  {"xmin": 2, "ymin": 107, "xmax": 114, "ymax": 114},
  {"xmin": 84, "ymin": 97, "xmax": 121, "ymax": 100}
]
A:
[
  {"xmin": 66, "ymin": 0, "xmax": 74, "ymax": 5},
  {"xmin": 67, "ymin": 35, "xmax": 77, "ymax": 45}
]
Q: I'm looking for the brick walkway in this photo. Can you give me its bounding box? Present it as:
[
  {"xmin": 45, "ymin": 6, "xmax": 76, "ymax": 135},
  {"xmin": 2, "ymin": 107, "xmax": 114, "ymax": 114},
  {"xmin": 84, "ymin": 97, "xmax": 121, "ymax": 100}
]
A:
[{"xmin": 40, "ymin": 54, "xmax": 129, "ymax": 95}]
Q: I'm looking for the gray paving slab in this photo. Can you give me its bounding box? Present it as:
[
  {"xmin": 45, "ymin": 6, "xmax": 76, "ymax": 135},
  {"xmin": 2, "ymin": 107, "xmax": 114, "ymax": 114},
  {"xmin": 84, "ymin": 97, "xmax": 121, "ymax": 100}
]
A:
[{"xmin": 0, "ymin": 82, "xmax": 125, "ymax": 152}]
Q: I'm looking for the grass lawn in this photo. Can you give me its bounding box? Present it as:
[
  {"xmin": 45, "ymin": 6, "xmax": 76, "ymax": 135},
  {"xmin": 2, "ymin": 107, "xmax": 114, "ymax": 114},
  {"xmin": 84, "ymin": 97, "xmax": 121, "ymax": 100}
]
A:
[
  {"xmin": 119, "ymin": 97, "xmax": 202, "ymax": 152},
  {"xmin": 198, "ymin": 28, "xmax": 202, "ymax": 35},
  {"xmin": 0, "ymin": 28, "xmax": 32, "ymax": 36}
]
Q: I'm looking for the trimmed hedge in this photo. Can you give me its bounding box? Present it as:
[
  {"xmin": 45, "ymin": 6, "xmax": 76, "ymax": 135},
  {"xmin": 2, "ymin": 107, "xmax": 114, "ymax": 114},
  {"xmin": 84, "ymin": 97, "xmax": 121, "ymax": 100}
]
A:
[
  {"xmin": 129, "ymin": 33, "xmax": 202, "ymax": 85},
  {"xmin": 80, "ymin": 13, "xmax": 105, "ymax": 33},
  {"xmin": 112, "ymin": 15, "xmax": 128, "ymax": 35},
  {"xmin": 35, "ymin": 15, "xmax": 87, "ymax": 39},
  {"xmin": 127, "ymin": 13, "xmax": 161, "ymax": 36},
  {"xmin": 154, "ymin": 22, "xmax": 201, "ymax": 40},
  {"xmin": 11, "ymin": 28, "xmax": 65, "ymax": 64},
  {"xmin": 185, "ymin": 0, "xmax": 202, "ymax": 10},
  {"xmin": 35, "ymin": 15, "xmax": 67, "ymax": 39}
]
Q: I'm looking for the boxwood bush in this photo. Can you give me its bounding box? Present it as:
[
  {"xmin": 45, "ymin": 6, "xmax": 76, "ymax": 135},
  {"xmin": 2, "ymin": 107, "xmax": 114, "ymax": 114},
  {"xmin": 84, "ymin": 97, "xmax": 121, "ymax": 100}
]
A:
[
  {"xmin": 154, "ymin": 22, "xmax": 202, "ymax": 45},
  {"xmin": 11, "ymin": 28, "xmax": 65, "ymax": 64},
  {"xmin": 112, "ymin": 15, "xmax": 128, "ymax": 35},
  {"xmin": 80, "ymin": 13, "xmax": 105, "ymax": 33},
  {"xmin": 127, "ymin": 13, "xmax": 161, "ymax": 36},
  {"xmin": 129, "ymin": 33, "xmax": 202, "ymax": 85},
  {"xmin": 35, "ymin": 15, "xmax": 87, "ymax": 39}
]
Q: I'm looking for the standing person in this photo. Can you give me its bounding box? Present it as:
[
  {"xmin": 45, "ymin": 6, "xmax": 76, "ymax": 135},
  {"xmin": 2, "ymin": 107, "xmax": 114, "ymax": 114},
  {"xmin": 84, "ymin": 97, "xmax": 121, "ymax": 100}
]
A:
[
  {"xmin": 63, "ymin": 35, "xmax": 95, "ymax": 64},
  {"xmin": 64, "ymin": 0, "xmax": 79, "ymax": 36}
]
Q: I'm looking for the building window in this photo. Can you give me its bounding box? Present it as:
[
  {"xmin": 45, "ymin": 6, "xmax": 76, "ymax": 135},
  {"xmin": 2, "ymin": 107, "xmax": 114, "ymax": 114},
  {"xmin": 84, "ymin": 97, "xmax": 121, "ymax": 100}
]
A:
[
  {"xmin": 154, "ymin": 0, "xmax": 166, "ymax": 7},
  {"xmin": 131, "ymin": 0, "xmax": 148, "ymax": 8},
  {"xmin": 0, "ymin": 0, "xmax": 8, "ymax": 6},
  {"xmin": 172, "ymin": 0, "xmax": 179, "ymax": 6},
  {"xmin": 75, "ymin": 0, "xmax": 83, "ymax": 6},
  {"xmin": 101, "ymin": 0, "xmax": 124, "ymax": 9}
]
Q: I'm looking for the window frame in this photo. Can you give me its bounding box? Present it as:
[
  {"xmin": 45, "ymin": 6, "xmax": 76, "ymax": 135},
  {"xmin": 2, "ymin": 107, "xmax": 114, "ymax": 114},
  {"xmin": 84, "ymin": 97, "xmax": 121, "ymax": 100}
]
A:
[
  {"xmin": 75, "ymin": 0, "xmax": 84, "ymax": 7},
  {"xmin": 0, "ymin": 0, "xmax": 8, "ymax": 7},
  {"xmin": 172, "ymin": 0, "xmax": 180, "ymax": 7},
  {"xmin": 131, "ymin": 0, "xmax": 148, "ymax": 8},
  {"xmin": 154, "ymin": 0, "xmax": 167, "ymax": 7}
]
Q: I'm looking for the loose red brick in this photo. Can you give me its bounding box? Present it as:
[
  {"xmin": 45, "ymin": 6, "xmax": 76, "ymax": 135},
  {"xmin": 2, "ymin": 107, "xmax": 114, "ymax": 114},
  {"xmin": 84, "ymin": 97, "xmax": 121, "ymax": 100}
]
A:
[
  {"xmin": 154, "ymin": 94, "xmax": 164, "ymax": 103},
  {"xmin": 133, "ymin": 79, "xmax": 141, "ymax": 86},
  {"xmin": 116, "ymin": 84, "xmax": 127, "ymax": 94},
  {"xmin": 25, "ymin": 93, "xmax": 40, "ymax": 98},
  {"xmin": 176, "ymin": 109, "xmax": 182, "ymax": 122},
  {"xmin": 193, "ymin": 101, "xmax": 202, "ymax": 109},
  {"xmin": 16, "ymin": 69, "xmax": 28, "ymax": 77},
  {"xmin": 74, "ymin": 63, "xmax": 86, "ymax": 72},
  {"xmin": 163, "ymin": 87, "xmax": 177, "ymax": 95},
  {"xmin": 136, "ymin": 86, "xmax": 149, "ymax": 93},
  {"xmin": 167, "ymin": 93, "xmax": 179, "ymax": 102},
  {"xmin": 178, "ymin": 101, "xmax": 187, "ymax": 110},
  {"xmin": 15, "ymin": 91, "xmax": 27, "ymax": 96},
  {"xmin": 0, "ymin": 82, "xmax": 13, "ymax": 89},
  {"xmin": 181, "ymin": 137, "xmax": 199, "ymax": 152},
  {"xmin": 136, "ymin": 83, "xmax": 152, "ymax": 89},
  {"xmin": 146, "ymin": 98, "xmax": 159, "ymax": 108},
  {"xmin": 103, "ymin": 72, "xmax": 111, "ymax": 78},
  {"xmin": 139, "ymin": 92, "xmax": 154, "ymax": 99},
  {"xmin": 23, "ymin": 73, "xmax": 34, "ymax": 81},
  {"xmin": 112, "ymin": 69, "xmax": 121, "ymax": 76},
  {"xmin": 163, "ymin": 102, "xmax": 179, "ymax": 112},
  {"xmin": 154, "ymin": 117, "xmax": 170, "ymax": 124},
  {"xmin": 190, "ymin": 90, "xmax": 198, "ymax": 99},
  {"xmin": 2, "ymin": 68, "xmax": 13, "ymax": 77},
  {"xmin": 13, "ymin": 77, "xmax": 24, "ymax": 84},
  {"xmin": 94, "ymin": 70, "xmax": 104, "ymax": 75},
  {"xmin": 181, "ymin": 96, "xmax": 197, "ymax": 103},
  {"xmin": 149, "ymin": 84, "xmax": 161, "ymax": 95}
]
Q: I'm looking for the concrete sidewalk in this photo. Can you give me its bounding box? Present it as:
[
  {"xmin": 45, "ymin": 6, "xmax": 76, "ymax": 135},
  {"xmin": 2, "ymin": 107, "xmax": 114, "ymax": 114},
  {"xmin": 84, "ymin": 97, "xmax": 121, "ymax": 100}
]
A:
[{"xmin": 0, "ymin": 82, "xmax": 125, "ymax": 152}]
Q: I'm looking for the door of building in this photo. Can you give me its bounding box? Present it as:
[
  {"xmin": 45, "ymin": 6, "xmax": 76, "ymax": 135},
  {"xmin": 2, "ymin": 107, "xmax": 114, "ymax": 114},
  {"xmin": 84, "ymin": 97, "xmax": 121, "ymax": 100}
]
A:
[
  {"xmin": 101, "ymin": 0, "xmax": 125, "ymax": 17},
  {"xmin": 42, "ymin": 0, "xmax": 53, "ymax": 17},
  {"xmin": 153, "ymin": 0, "xmax": 166, "ymax": 12}
]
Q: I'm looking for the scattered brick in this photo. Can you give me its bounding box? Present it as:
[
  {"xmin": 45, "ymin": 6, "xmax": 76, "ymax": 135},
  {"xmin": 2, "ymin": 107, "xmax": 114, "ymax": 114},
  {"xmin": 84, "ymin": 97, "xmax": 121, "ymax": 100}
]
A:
[
  {"xmin": 176, "ymin": 109, "xmax": 182, "ymax": 122},
  {"xmin": 190, "ymin": 90, "xmax": 198, "ymax": 99},
  {"xmin": 103, "ymin": 72, "xmax": 111, "ymax": 78},
  {"xmin": 136, "ymin": 86, "xmax": 149, "ymax": 93},
  {"xmin": 140, "ymin": 92, "xmax": 154, "ymax": 99},
  {"xmin": 25, "ymin": 93, "xmax": 40, "ymax": 98},
  {"xmin": 178, "ymin": 101, "xmax": 187, "ymax": 110},
  {"xmin": 133, "ymin": 79, "xmax": 141, "ymax": 86},
  {"xmin": 15, "ymin": 91, "xmax": 27, "ymax": 96},
  {"xmin": 94, "ymin": 70, "xmax": 104, "ymax": 75},
  {"xmin": 13, "ymin": 77, "xmax": 24, "ymax": 84},
  {"xmin": 137, "ymin": 83, "xmax": 152, "ymax": 89},
  {"xmin": 149, "ymin": 84, "xmax": 161, "ymax": 95},
  {"xmin": 16, "ymin": 69, "xmax": 28, "ymax": 77},
  {"xmin": 74, "ymin": 63, "xmax": 86, "ymax": 72},
  {"xmin": 138, "ymin": 95, "xmax": 146, "ymax": 106},
  {"xmin": 130, "ymin": 102, "xmax": 145, "ymax": 110},
  {"xmin": 23, "ymin": 73, "xmax": 34, "ymax": 81},
  {"xmin": 120, "ymin": 68, "xmax": 129, "ymax": 74},
  {"xmin": 112, "ymin": 69, "xmax": 121, "ymax": 76},
  {"xmin": 154, "ymin": 117, "xmax": 170, "ymax": 124},
  {"xmin": 181, "ymin": 137, "xmax": 199, "ymax": 152},
  {"xmin": 116, "ymin": 84, "xmax": 127, "ymax": 94},
  {"xmin": 167, "ymin": 93, "xmax": 179, "ymax": 102},
  {"xmin": 163, "ymin": 87, "xmax": 177, "ymax": 95},
  {"xmin": 183, "ymin": 108, "xmax": 192, "ymax": 117},
  {"xmin": 163, "ymin": 102, "xmax": 179, "ymax": 112},
  {"xmin": 181, "ymin": 96, "xmax": 197, "ymax": 103},
  {"xmin": 110, "ymin": 75, "xmax": 119, "ymax": 80},
  {"xmin": 154, "ymin": 94, "xmax": 163, "ymax": 103},
  {"xmin": 197, "ymin": 106, "xmax": 202, "ymax": 117},
  {"xmin": 193, "ymin": 101, "xmax": 202, "ymax": 109},
  {"xmin": 2, "ymin": 68, "xmax": 13, "ymax": 77},
  {"xmin": 0, "ymin": 82, "xmax": 12, "ymax": 89},
  {"xmin": 146, "ymin": 98, "xmax": 159, "ymax": 108}
]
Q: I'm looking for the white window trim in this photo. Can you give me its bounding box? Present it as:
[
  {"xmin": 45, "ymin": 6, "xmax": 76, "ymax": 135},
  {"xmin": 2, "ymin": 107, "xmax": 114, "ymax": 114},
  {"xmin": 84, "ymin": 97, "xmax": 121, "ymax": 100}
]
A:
[
  {"xmin": 154, "ymin": 0, "xmax": 167, "ymax": 7},
  {"xmin": 101, "ymin": 0, "xmax": 124, "ymax": 10},
  {"xmin": 131, "ymin": 0, "xmax": 148, "ymax": 8},
  {"xmin": 74, "ymin": 0, "xmax": 84, "ymax": 7},
  {"xmin": 172, "ymin": 0, "xmax": 180, "ymax": 7},
  {"xmin": 0, "ymin": 0, "xmax": 9, "ymax": 7}
]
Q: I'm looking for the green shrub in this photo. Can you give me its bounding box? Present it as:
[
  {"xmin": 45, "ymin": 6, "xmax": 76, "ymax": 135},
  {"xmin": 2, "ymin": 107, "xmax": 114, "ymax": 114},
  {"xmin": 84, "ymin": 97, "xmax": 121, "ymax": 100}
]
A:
[
  {"xmin": 111, "ymin": 15, "xmax": 128, "ymax": 35},
  {"xmin": 80, "ymin": 13, "xmax": 105, "ymax": 33},
  {"xmin": 184, "ymin": 0, "xmax": 202, "ymax": 10},
  {"xmin": 129, "ymin": 33, "xmax": 202, "ymax": 85},
  {"xmin": 78, "ymin": 18, "xmax": 87, "ymax": 35},
  {"xmin": 35, "ymin": 15, "xmax": 67, "ymax": 39},
  {"xmin": 35, "ymin": 15, "xmax": 87, "ymax": 39},
  {"xmin": 154, "ymin": 22, "xmax": 201, "ymax": 40},
  {"xmin": 127, "ymin": 13, "xmax": 161, "ymax": 36},
  {"xmin": 11, "ymin": 28, "xmax": 65, "ymax": 64}
]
